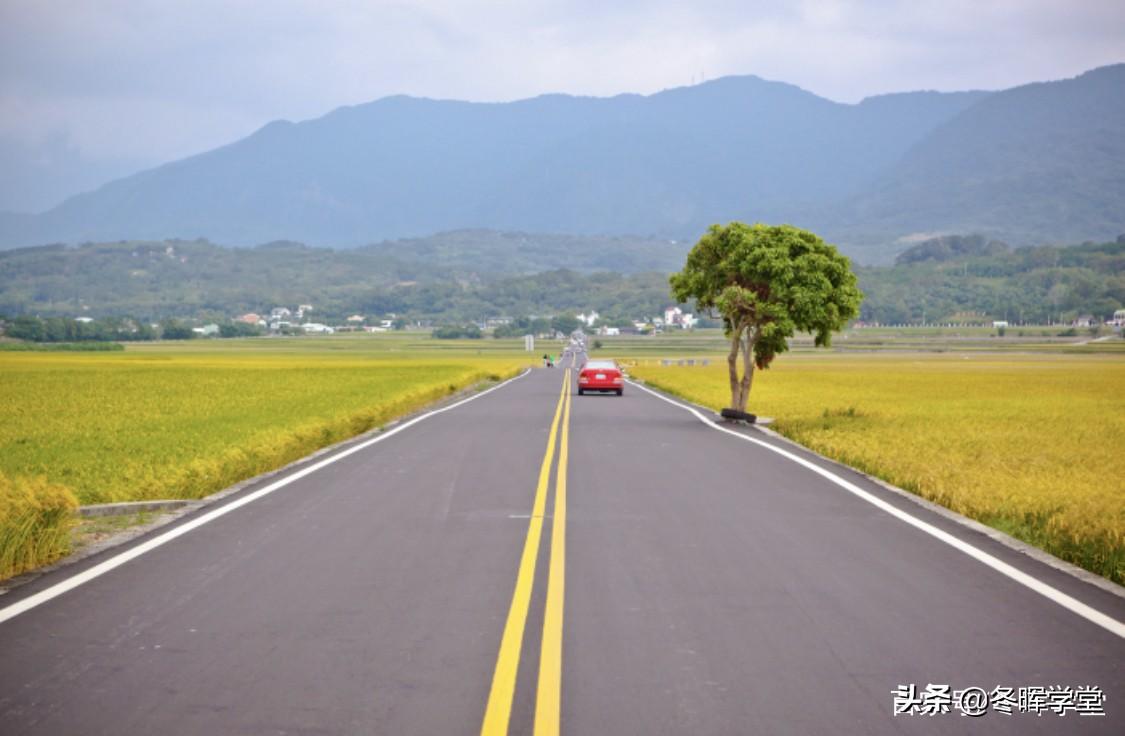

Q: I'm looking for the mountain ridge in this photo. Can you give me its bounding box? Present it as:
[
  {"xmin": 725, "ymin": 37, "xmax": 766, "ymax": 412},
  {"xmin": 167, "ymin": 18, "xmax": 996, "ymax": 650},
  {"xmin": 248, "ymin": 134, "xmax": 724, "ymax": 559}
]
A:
[
  {"xmin": 1, "ymin": 66, "xmax": 1121, "ymax": 262},
  {"xmin": 832, "ymin": 63, "xmax": 1125, "ymax": 254}
]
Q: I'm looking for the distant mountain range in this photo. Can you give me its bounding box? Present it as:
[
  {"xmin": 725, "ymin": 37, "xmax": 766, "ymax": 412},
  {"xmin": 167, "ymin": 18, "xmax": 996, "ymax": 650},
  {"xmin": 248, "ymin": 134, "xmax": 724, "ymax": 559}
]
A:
[
  {"xmin": 2, "ymin": 65, "xmax": 1122, "ymax": 263},
  {"xmin": 835, "ymin": 64, "xmax": 1125, "ymax": 254}
]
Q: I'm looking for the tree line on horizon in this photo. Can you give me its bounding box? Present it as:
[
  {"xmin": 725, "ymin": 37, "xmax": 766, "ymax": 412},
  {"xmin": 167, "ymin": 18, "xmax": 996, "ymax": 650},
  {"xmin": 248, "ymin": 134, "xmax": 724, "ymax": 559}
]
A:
[{"xmin": 0, "ymin": 235, "xmax": 1121, "ymax": 334}]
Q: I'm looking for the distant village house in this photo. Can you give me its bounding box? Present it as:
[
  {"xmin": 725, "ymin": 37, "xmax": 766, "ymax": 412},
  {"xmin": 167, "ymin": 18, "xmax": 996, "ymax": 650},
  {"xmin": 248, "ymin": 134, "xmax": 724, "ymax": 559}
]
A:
[
  {"xmin": 663, "ymin": 306, "xmax": 697, "ymax": 329},
  {"xmin": 576, "ymin": 311, "xmax": 599, "ymax": 327}
]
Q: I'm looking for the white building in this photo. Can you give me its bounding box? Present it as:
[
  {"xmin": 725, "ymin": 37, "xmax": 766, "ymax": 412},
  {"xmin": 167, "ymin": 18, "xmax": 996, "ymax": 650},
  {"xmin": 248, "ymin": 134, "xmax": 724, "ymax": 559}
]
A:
[
  {"xmin": 302, "ymin": 323, "xmax": 334, "ymax": 334},
  {"xmin": 662, "ymin": 306, "xmax": 696, "ymax": 329},
  {"xmin": 576, "ymin": 311, "xmax": 600, "ymax": 327},
  {"xmin": 192, "ymin": 323, "xmax": 220, "ymax": 336}
]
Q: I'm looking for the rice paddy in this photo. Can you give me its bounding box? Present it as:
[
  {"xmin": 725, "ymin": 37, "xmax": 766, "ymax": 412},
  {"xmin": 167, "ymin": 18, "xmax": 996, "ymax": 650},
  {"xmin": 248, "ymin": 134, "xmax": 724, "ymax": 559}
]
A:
[
  {"xmin": 1, "ymin": 339, "xmax": 529, "ymax": 505},
  {"xmin": 0, "ymin": 335, "xmax": 533, "ymax": 578}
]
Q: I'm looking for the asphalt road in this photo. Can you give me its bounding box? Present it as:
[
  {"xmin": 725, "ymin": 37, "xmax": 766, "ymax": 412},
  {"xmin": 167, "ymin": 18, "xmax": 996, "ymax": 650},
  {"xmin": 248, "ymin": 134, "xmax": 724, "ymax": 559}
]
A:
[{"xmin": 1, "ymin": 353, "xmax": 1122, "ymax": 735}]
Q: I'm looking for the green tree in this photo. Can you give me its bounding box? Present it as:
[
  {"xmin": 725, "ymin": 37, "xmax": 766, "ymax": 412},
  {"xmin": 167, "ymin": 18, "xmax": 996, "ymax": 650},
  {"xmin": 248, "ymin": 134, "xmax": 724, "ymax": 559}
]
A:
[
  {"xmin": 133, "ymin": 321, "xmax": 158, "ymax": 341},
  {"xmin": 432, "ymin": 324, "xmax": 482, "ymax": 339},
  {"xmin": 670, "ymin": 223, "xmax": 862, "ymax": 414},
  {"xmin": 219, "ymin": 322, "xmax": 262, "ymax": 338},
  {"xmin": 551, "ymin": 314, "xmax": 581, "ymax": 336},
  {"xmin": 159, "ymin": 320, "xmax": 195, "ymax": 340},
  {"xmin": 7, "ymin": 315, "xmax": 45, "ymax": 341},
  {"xmin": 530, "ymin": 317, "xmax": 552, "ymax": 336},
  {"xmin": 44, "ymin": 317, "xmax": 71, "ymax": 342}
]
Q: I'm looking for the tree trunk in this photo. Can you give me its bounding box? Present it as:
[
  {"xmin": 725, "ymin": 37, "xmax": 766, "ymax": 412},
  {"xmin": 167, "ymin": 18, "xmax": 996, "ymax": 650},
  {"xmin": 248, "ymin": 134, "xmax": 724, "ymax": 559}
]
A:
[
  {"xmin": 727, "ymin": 324, "xmax": 743, "ymax": 411},
  {"xmin": 738, "ymin": 328, "xmax": 755, "ymax": 411},
  {"xmin": 726, "ymin": 323, "xmax": 757, "ymax": 413}
]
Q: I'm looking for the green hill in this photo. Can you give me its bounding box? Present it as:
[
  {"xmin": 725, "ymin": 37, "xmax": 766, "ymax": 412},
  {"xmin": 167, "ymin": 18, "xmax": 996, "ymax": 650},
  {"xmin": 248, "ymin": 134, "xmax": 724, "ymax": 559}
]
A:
[
  {"xmin": 2, "ymin": 233, "xmax": 1120, "ymax": 327},
  {"xmin": 837, "ymin": 65, "xmax": 1125, "ymax": 259},
  {"xmin": 0, "ymin": 232, "xmax": 684, "ymax": 320},
  {"xmin": 855, "ymin": 237, "xmax": 1125, "ymax": 324}
]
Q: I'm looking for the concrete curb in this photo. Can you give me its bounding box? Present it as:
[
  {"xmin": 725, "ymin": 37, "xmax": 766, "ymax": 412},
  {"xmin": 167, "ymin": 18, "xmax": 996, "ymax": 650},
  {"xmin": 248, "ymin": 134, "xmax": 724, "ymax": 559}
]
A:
[
  {"xmin": 628, "ymin": 377, "xmax": 1125, "ymax": 601},
  {"xmin": 79, "ymin": 500, "xmax": 191, "ymax": 517}
]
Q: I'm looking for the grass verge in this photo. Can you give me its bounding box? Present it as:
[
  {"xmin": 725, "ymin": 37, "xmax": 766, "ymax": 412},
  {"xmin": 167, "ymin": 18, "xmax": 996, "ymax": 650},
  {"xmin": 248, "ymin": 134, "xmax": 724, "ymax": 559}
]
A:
[{"xmin": 0, "ymin": 472, "xmax": 79, "ymax": 580}]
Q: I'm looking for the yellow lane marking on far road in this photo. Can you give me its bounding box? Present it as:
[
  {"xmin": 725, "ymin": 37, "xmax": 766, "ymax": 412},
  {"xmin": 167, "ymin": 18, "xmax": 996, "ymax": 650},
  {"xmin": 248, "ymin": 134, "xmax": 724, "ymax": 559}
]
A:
[
  {"xmin": 481, "ymin": 370, "xmax": 570, "ymax": 736},
  {"xmin": 535, "ymin": 363, "xmax": 571, "ymax": 736}
]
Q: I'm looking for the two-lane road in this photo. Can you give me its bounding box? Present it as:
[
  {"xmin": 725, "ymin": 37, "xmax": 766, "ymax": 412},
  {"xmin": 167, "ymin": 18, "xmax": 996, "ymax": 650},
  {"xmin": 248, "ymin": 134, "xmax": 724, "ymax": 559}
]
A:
[{"xmin": 1, "ymin": 356, "xmax": 1122, "ymax": 734}]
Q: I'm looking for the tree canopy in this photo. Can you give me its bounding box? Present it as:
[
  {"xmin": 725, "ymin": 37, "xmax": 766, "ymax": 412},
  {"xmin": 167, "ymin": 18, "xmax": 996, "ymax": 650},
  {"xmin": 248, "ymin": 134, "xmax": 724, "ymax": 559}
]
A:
[{"xmin": 670, "ymin": 223, "xmax": 862, "ymax": 413}]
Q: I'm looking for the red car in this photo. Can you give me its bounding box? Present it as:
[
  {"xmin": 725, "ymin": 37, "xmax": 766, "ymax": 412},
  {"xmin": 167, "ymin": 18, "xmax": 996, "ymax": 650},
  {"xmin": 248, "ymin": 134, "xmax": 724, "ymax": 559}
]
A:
[{"xmin": 577, "ymin": 359, "xmax": 624, "ymax": 396}]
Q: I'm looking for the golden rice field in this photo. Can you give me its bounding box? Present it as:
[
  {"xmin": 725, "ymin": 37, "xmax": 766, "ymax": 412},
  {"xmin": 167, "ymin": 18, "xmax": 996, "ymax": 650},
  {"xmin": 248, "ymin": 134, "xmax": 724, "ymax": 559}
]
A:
[
  {"xmin": 628, "ymin": 353, "xmax": 1125, "ymax": 584},
  {"xmin": 0, "ymin": 337, "xmax": 530, "ymax": 579}
]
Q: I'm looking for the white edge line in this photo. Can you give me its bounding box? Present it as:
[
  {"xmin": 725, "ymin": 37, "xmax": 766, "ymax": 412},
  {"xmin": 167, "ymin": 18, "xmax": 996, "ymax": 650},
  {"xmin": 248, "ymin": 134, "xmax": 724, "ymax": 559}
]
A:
[
  {"xmin": 0, "ymin": 369, "xmax": 531, "ymax": 625},
  {"xmin": 627, "ymin": 378, "xmax": 1125, "ymax": 640}
]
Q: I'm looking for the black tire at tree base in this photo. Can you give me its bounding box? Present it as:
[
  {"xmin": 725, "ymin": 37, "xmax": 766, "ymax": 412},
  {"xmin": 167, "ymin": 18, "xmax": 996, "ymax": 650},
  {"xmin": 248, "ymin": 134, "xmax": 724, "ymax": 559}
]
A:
[{"xmin": 720, "ymin": 408, "xmax": 757, "ymax": 423}]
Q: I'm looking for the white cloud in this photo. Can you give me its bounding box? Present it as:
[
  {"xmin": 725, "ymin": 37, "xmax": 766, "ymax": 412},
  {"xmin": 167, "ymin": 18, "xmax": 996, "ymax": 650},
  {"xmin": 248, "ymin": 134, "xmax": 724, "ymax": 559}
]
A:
[{"xmin": 1, "ymin": 0, "xmax": 1122, "ymax": 165}]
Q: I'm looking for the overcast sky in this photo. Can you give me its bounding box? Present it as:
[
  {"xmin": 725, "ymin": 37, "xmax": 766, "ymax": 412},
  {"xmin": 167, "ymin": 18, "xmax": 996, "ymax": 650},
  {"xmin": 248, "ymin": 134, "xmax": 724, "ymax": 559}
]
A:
[{"xmin": 2, "ymin": 0, "xmax": 1123, "ymax": 210}]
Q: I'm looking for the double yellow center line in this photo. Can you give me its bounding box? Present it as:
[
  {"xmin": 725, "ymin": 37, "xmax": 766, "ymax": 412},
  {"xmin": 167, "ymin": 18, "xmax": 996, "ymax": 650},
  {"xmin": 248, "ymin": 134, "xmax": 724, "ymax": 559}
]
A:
[{"xmin": 481, "ymin": 369, "xmax": 572, "ymax": 736}]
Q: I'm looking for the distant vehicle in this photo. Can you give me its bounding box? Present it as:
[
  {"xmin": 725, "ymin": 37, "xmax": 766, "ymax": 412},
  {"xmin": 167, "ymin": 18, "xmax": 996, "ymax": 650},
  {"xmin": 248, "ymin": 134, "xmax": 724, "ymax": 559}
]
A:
[{"xmin": 577, "ymin": 359, "xmax": 624, "ymax": 396}]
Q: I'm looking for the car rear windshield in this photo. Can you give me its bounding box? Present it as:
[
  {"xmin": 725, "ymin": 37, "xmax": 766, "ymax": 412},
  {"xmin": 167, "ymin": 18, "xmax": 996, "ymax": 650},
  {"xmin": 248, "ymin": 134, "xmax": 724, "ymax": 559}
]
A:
[{"xmin": 584, "ymin": 361, "xmax": 616, "ymax": 369}]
